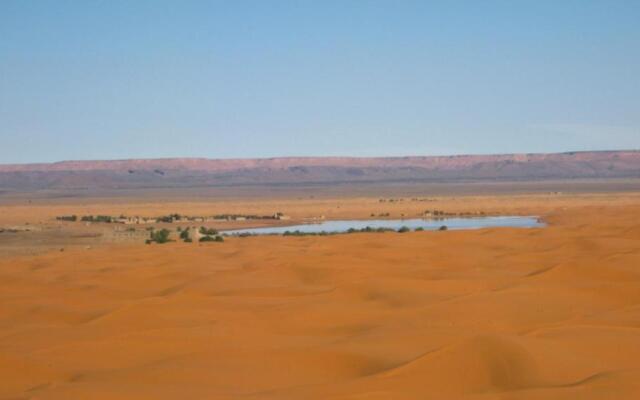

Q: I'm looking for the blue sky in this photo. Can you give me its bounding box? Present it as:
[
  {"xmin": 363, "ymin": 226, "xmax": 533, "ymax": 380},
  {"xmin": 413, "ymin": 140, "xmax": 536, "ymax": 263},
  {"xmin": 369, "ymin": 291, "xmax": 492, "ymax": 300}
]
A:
[{"xmin": 1, "ymin": 1, "xmax": 639, "ymax": 163}]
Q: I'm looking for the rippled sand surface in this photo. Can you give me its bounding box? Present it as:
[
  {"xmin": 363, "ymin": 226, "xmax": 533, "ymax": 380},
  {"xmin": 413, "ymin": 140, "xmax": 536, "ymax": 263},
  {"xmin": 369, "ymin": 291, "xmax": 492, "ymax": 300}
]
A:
[{"xmin": 1, "ymin": 196, "xmax": 640, "ymax": 399}]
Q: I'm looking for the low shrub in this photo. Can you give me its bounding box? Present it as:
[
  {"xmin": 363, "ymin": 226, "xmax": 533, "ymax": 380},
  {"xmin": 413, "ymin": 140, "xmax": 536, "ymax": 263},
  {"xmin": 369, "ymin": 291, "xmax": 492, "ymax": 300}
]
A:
[
  {"xmin": 199, "ymin": 235, "xmax": 224, "ymax": 242},
  {"xmin": 56, "ymin": 215, "xmax": 77, "ymax": 222},
  {"xmin": 149, "ymin": 228, "xmax": 172, "ymax": 244},
  {"xmin": 199, "ymin": 226, "xmax": 218, "ymax": 236},
  {"xmin": 179, "ymin": 229, "xmax": 190, "ymax": 241}
]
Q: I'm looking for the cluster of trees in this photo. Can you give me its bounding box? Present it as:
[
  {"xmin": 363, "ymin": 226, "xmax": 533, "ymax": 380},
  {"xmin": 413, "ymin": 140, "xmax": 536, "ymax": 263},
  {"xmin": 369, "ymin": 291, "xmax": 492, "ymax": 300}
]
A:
[
  {"xmin": 347, "ymin": 226, "xmax": 396, "ymax": 234},
  {"xmin": 178, "ymin": 227, "xmax": 192, "ymax": 242},
  {"xmin": 81, "ymin": 215, "xmax": 114, "ymax": 223},
  {"xmin": 157, "ymin": 213, "xmax": 183, "ymax": 223},
  {"xmin": 426, "ymin": 210, "xmax": 449, "ymax": 216},
  {"xmin": 283, "ymin": 230, "xmax": 332, "ymax": 236},
  {"xmin": 146, "ymin": 226, "xmax": 227, "ymax": 244},
  {"xmin": 56, "ymin": 215, "xmax": 78, "ymax": 222},
  {"xmin": 199, "ymin": 235, "xmax": 224, "ymax": 242},
  {"xmin": 210, "ymin": 214, "xmax": 277, "ymax": 220},
  {"xmin": 198, "ymin": 226, "xmax": 224, "ymax": 242},
  {"xmin": 397, "ymin": 225, "xmax": 448, "ymax": 232},
  {"xmin": 280, "ymin": 225, "xmax": 448, "ymax": 236},
  {"xmin": 199, "ymin": 227, "xmax": 218, "ymax": 236},
  {"xmin": 281, "ymin": 226, "xmax": 396, "ymax": 236},
  {"xmin": 424, "ymin": 209, "xmax": 481, "ymax": 217},
  {"xmin": 146, "ymin": 228, "xmax": 172, "ymax": 244},
  {"xmin": 57, "ymin": 214, "xmax": 123, "ymax": 223}
]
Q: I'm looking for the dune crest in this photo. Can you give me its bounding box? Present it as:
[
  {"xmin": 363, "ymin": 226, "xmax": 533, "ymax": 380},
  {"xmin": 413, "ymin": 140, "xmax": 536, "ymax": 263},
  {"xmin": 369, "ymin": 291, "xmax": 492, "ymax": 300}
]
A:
[
  {"xmin": 1, "ymin": 196, "xmax": 640, "ymax": 398},
  {"xmin": 380, "ymin": 334, "xmax": 541, "ymax": 394}
]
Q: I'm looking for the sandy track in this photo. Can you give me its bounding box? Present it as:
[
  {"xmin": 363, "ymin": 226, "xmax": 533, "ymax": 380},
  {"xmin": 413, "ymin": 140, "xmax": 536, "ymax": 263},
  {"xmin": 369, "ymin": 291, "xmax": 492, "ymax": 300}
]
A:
[{"xmin": 1, "ymin": 198, "xmax": 640, "ymax": 398}]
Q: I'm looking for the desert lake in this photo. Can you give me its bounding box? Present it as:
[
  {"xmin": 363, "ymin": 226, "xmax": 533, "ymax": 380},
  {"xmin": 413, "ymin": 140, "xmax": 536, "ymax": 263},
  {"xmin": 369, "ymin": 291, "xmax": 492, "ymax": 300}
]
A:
[{"xmin": 223, "ymin": 216, "xmax": 544, "ymax": 235}]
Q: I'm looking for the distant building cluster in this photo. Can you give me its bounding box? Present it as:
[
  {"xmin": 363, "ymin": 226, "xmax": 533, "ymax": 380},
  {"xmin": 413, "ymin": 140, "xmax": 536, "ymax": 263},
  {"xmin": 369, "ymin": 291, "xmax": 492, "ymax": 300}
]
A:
[
  {"xmin": 55, "ymin": 212, "xmax": 291, "ymax": 224},
  {"xmin": 422, "ymin": 210, "xmax": 486, "ymax": 218}
]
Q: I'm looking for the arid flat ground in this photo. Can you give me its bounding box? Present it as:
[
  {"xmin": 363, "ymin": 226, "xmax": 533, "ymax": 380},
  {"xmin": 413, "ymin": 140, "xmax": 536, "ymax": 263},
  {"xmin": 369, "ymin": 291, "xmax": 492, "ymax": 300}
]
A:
[{"xmin": 1, "ymin": 191, "xmax": 640, "ymax": 399}]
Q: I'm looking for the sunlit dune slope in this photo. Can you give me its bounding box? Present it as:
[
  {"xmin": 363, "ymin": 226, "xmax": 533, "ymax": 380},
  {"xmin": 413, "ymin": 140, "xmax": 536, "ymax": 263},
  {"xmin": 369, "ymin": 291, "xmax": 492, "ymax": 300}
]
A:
[{"xmin": 1, "ymin": 203, "xmax": 640, "ymax": 399}]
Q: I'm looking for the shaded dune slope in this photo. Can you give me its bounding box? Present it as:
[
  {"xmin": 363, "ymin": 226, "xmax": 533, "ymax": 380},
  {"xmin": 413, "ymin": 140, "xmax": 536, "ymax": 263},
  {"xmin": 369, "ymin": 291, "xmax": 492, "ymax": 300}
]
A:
[{"xmin": 1, "ymin": 204, "xmax": 640, "ymax": 398}]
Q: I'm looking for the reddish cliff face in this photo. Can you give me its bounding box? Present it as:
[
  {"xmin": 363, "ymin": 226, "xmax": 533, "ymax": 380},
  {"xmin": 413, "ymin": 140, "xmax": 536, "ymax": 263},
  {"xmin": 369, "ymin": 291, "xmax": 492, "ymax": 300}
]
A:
[
  {"xmin": 1, "ymin": 150, "xmax": 639, "ymax": 173},
  {"xmin": 0, "ymin": 151, "xmax": 639, "ymax": 190}
]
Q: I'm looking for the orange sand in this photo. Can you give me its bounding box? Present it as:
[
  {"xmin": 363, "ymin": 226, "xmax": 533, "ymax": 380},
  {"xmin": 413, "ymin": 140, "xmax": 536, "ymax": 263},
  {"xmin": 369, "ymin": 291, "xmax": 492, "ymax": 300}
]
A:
[{"xmin": 1, "ymin": 195, "xmax": 640, "ymax": 399}]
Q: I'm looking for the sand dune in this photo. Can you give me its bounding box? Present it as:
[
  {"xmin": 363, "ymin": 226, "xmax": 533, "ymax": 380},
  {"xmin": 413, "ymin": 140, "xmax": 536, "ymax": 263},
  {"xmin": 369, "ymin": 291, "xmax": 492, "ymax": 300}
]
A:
[{"xmin": 1, "ymin": 197, "xmax": 640, "ymax": 398}]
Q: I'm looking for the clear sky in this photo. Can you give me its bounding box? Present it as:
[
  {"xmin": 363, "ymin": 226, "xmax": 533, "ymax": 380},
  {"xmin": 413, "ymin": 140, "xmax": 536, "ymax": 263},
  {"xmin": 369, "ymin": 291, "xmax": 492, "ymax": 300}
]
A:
[{"xmin": 1, "ymin": 1, "xmax": 639, "ymax": 163}]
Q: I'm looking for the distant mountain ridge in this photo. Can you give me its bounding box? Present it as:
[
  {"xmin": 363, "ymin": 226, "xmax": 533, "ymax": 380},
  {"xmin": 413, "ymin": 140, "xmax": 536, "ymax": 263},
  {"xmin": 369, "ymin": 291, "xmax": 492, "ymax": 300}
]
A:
[{"xmin": 1, "ymin": 150, "xmax": 639, "ymax": 191}]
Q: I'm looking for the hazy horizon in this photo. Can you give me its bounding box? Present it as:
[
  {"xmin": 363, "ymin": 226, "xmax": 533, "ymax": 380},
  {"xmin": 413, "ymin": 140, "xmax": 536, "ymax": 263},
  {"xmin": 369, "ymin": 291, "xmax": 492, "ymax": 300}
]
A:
[
  {"xmin": 2, "ymin": 1, "xmax": 639, "ymax": 163},
  {"xmin": 1, "ymin": 148, "xmax": 639, "ymax": 167}
]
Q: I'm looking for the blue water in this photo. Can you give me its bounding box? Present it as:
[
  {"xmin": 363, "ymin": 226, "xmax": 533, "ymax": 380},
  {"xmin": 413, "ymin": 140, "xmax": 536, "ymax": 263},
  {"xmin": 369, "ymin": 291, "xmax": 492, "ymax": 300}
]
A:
[{"xmin": 223, "ymin": 216, "xmax": 544, "ymax": 236}]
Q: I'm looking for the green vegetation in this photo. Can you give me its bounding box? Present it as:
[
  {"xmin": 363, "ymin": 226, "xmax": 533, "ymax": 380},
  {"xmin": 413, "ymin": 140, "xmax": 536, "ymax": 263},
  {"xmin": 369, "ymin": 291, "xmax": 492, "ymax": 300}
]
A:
[
  {"xmin": 439, "ymin": 225, "xmax": 448, "ymax": 231},
  {"xmin": 346, "ymin": 226, "xmax": 394, "ymax": 234},
  {"xmin": 281, "ymin": 226, "xmax": 396, "ymax": 237},
  {"xmin": 397, "ymin": 226, "xmax": 411, "ymax": 233},
  {"xmin": 56, "ymin": 211, "xmax": 290, "ymax": 225},
  {"xmin": 347, "ymin": 226, "xmax": 394, "ymax": 234},
  {"xmin": 199, "ymin": 235, "xmax": 224, "ymax": 242},
  {"xmin": 199, "ymin": 226, "xmax": 218, "ymax": 236},
  {"xmin": 283, "ymin": 230, "xmax": 324, "ymax": 236},
  {"xmin": 211, "ymin": 213, "xmax": 276, "ymax": 220},
  {"xmin": 148, "ymin": 228, "xmax": 172, "ymax": 244},
  {"xmin": 179, "ymin": 229, "xmax": 191, "ymax": 242},
  {"xmin": 81, "ymin": 215, "xmax": 113, "ymax": 223},
  {"xmin": 157, "ymin": 213, "xmax": 182, "ymax": 223},
  {"xmin": 415, "ymin": 227, "xmax": 424, "ymax": 231},
  {"xmin": 56, "ymin": 215, "xmax": 77, "ymax": 222}
]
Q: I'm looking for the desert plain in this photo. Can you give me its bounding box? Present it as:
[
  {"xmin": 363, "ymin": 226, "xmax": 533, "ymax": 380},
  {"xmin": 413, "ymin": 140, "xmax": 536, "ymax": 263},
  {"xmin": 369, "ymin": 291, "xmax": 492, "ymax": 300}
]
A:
[{"xmin": 1, "ymin": 188, "xmax": 640, "ymax": 399}]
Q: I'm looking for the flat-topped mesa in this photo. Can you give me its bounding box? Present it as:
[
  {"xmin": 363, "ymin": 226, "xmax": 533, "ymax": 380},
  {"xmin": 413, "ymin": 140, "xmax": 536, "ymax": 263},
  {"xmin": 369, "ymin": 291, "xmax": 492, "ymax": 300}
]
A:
[
  {"xmin": 2, "ymin": 150, "xmax": 639, "ymax": 190},
  {"xmin": 2, "ymin": 150, "xmax": 640, "ymax": 172}
]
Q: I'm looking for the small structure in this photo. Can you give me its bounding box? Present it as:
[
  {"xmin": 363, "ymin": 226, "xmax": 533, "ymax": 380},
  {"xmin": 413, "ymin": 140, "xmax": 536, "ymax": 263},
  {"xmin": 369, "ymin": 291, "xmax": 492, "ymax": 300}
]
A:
[
  {"xmin": 274, "ymin": 212, "xmax": 291, "ymax": 220},
  {"xmin": 190, "ymin": 226, "xmax": 203, "ymax": 241}
]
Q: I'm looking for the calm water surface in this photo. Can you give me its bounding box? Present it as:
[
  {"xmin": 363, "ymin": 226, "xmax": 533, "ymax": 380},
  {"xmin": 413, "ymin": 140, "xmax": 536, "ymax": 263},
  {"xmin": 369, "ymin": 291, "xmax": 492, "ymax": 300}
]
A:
[{"xmin": 223, "ymin": 216, "xmax": 544, "ymax": 235}]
